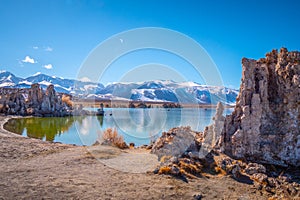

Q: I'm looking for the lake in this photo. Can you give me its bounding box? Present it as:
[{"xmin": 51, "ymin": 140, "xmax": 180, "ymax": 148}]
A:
[{"xmin": 4, "ymin": 108, "xmax": 233, "ymax": 146}]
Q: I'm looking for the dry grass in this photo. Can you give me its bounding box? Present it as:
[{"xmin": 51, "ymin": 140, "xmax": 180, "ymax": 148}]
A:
[
  {"xmin": 178, "ymin": 160, "xmax": 202, "ymax": 176},
  {"xmin": 160, "ymin": 156, "xmax": 172, "ymax": 163},
  {"xmin": 158, "ymin": 166, "xmax": 172, "ymax": 174},
  {"xmin": 157, "ymin": 158, "xmax": 203, "ymax": 179},
  {"xmin": 176, "ymin": 159, "xmax": 203, "ymax": 179},
  {"xmin": 102, "ymin": 128, "xmax": 128, "ymax": 149},
  {"xmin": 62, "ymin": 94, "xmax": 73, "ymax": 107},
  {"xmin": 129, "ymin": 143, "xmax": 135, "ymax": 149},
  {"xmin": 214, "ymin": 166, "xmax": 227, "ymax": 176}
]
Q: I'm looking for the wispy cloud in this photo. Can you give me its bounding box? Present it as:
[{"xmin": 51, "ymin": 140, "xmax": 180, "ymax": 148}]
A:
[
  {"xmin": 18, "ymin": 60, "xmax": 24, "ymax": 67},
  {"xmin": 44, "ymin": 46, "xmax": 53, "ymax": 52},
  {"xmin": 31, "ymin": 45, "xmax": 53, "ymax": 52},
  {"xmin": 43, "ymin": 64, "xmax": 53, "ymax": 69},
  {"xmin": 22, "ymin": 56, "xmax": 36, "ymax": 64}
]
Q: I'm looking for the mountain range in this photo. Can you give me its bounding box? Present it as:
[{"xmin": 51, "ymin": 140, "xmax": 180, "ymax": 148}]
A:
[{"xmin": 0, "ymin": 71, "xmax": 239, "ymax": 105}]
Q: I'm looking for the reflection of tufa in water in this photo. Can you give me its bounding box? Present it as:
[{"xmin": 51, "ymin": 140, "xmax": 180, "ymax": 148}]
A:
[
  {"xmin": 97, "ymin": 103, "xmax": 105, "ymax": 116},
  {"xmin": 4, "ymin": 108, "xmax": 230, "ymax": 146},
  {"xmin": 4, "ymin": 117, "xmax": 76, "ymax": 142},
  {"xmin": 97, "ymin": 115, "xmax": 104, "ymax": 127}
]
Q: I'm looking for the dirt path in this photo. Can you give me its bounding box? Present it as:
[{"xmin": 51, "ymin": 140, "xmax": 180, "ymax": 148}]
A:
[{"xmin": 0, "ymin": 116, "xmax": 267, "ymax": 199}]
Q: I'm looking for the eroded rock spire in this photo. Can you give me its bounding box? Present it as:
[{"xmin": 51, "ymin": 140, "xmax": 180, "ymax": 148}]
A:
[{"xmin": 220, "ymin": 48, "xmax": 300, "ymax": 167}]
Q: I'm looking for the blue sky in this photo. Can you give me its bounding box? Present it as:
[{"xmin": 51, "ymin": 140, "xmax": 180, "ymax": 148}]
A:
[{"xmin": 0, "ymin": 0, "xmax": 300, "ymax": 88}]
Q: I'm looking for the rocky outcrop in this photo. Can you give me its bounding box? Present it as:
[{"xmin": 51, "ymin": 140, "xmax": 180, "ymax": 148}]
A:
[
  {"xmin": 220, "ymin": 48, "xmax": 300, "ymax": 167},
  {"xmin": 0, "ymin": 84, "xmax": 72, "ymax": 117},
  {"xmin": 149, "ymin": 48, "xmax": 299, "ymax": 197},
  {"xmin": 214, "ymin": 154, "xmax": 300, "ymax": 198},
  {"xmin": 150, "ymin": 126, "xmax": 196, "ymax": 160},
  {"xmin": 200, "ymin": 102, "xmax": 225, "ymax": 158}
]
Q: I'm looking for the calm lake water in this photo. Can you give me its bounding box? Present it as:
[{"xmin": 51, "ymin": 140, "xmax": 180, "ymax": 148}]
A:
[{"xmin": 4, "ymin": 108, "xmax": 233, "ymax": 146}]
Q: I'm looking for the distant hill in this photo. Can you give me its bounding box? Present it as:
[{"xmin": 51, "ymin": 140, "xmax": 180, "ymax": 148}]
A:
[{"xmin": 0, "ymin": 71, "xmax": 238, "ymax": 105}]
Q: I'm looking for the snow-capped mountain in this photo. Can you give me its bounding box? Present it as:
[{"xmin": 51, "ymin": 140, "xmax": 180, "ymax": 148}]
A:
[
  {"xmin": 0, "ymin": 71, "xmax": 104, "ymax": 94},
  {"xmin": 0, "ymin": 71, "xmax": 239, "ymax": 105},
  {"xmin": 117, "ymin": 80, "xmax": 239, "ymax": 105},
  {"xmin": 0, "ymin": 71, "xmax": 23, "ymax": 87}
]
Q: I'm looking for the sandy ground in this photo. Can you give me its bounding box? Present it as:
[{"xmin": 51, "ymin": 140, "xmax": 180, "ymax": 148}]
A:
[{"xmin": 0, "ymin": 116, "xmax": 268, "ymax": 199}]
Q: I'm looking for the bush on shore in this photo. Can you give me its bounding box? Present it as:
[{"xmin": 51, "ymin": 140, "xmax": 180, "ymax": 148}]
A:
[{"xmin": 101, "ymin": 128, "xmax": 128, "ymax": 149}]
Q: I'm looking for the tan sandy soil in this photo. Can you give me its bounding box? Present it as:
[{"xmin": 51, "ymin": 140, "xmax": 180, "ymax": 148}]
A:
[{"xmin": 0, "ymin": 116, "xmax": 268, "ymax": 199}]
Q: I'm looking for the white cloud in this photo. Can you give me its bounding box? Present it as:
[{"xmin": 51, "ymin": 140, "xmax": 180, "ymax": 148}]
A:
[
  {"xmin": 44, "ymin": 46, "xmax": 53, "ymax": 52},
  {"xmin": 43, "ymin": 64, "xmax": 53, "ymax": 69},
  {"xmin": 79, "ymin": 77, "xmax": 91, "ymax": 82},
  {"xmin": 33, "ymin": 46, "xmax": 39, "ymax": 50},
  {"xmin": 22, "ymin": 56, "xmax": 36, "ymax": 64}
]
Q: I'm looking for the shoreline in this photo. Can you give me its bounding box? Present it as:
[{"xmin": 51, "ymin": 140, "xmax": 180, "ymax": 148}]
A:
[
  {"xmin": 0, "ymin": 115, "xmax": 24, "ymax": 137},
  {"xmin": 1, "ymin": 106, "xmax": 227, "ymax": 148},
  {"xmin": 0, "ymin": 115, "xmax": 271, "ymax": 199},
  {"xmin": 74, "ymin": 100, "xmax": 236, "ymax": 109}
]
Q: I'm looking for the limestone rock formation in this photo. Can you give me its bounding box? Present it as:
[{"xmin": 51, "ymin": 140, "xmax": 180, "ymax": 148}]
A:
[
  {"xmin": 200, "ymin": 102, "xmax": 225, "ymax": 158},
  {"xmin": 220, "ymin": 48, "xmax": 300, "ymax": 167},
  {"xmin": 151, "ymin": 126, "xmax": 196, "ymax": 160},
  {"xmin": 0, "ymin": 84, "xmax": 72, "ymax": 117},
  {"xmin": 41, "ymin": 84, "xmax": 59, "ymax": 114},
  {"xmin": 28, "ymin": 83, "xmax": 43, "ymax": 106}
]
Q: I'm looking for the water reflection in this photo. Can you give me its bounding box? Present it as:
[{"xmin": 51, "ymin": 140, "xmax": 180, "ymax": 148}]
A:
[
  {"xmin": 97, "ymin": 116, "xmax": 104, "ymax": 127},
  {"xmin": 4, "ymin": 108, "xmax": 233, "ymax": 146},
  {"xmin": 4, "ymin": 117, "xmax": 75, "ymax": 141}
]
